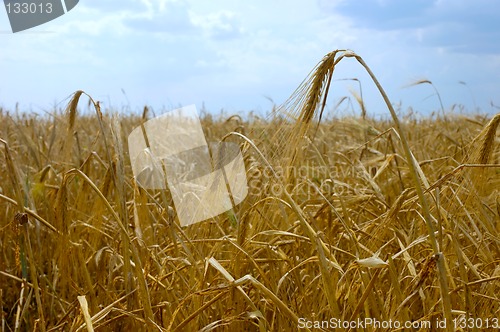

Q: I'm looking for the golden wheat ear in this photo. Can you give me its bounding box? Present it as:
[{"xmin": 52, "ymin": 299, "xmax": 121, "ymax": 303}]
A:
[
  {"xmin": 270, "ymin": 50, "xmax": 347, "ymax": 178},
  {"xmin": 461, "ymin": 113, "xmax": 500, "ymax": 198},
  {"xmin": 466, "ymin": 113, "xmax": 500, "ymax": 165}
]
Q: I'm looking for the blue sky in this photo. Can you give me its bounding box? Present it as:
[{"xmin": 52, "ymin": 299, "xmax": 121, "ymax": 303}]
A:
[{"xmin": 1, "ymin": 0, "xmax": 499, "ymax": 116}]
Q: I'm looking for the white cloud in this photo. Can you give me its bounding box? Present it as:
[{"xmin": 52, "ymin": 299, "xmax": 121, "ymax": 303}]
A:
[{"xmin": 190, "ymin": 10, "xmax": 243, "ymax": 40}]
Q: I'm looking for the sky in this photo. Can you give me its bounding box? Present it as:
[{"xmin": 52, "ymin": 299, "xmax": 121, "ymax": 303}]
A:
[{"xmin": 1, "ymin": 0, "xmax": 499, "ymax": 117}]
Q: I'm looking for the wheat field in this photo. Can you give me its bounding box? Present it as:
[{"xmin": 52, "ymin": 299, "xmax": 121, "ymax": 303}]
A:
[{"xmin": 0, "ymin": 51, "xmax": 499, "ymax": 331}]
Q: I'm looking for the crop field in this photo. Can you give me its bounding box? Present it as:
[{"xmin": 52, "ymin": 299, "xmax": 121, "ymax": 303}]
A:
[{"xmin": 0, "ymin": 51, "xmax": 499, "ymax": 331}]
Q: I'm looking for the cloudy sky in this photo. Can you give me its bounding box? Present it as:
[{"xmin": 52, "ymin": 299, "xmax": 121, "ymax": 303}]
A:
[{"xmin": 1, "ymin": 0, "xmax": 499, "ymax": 116}]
